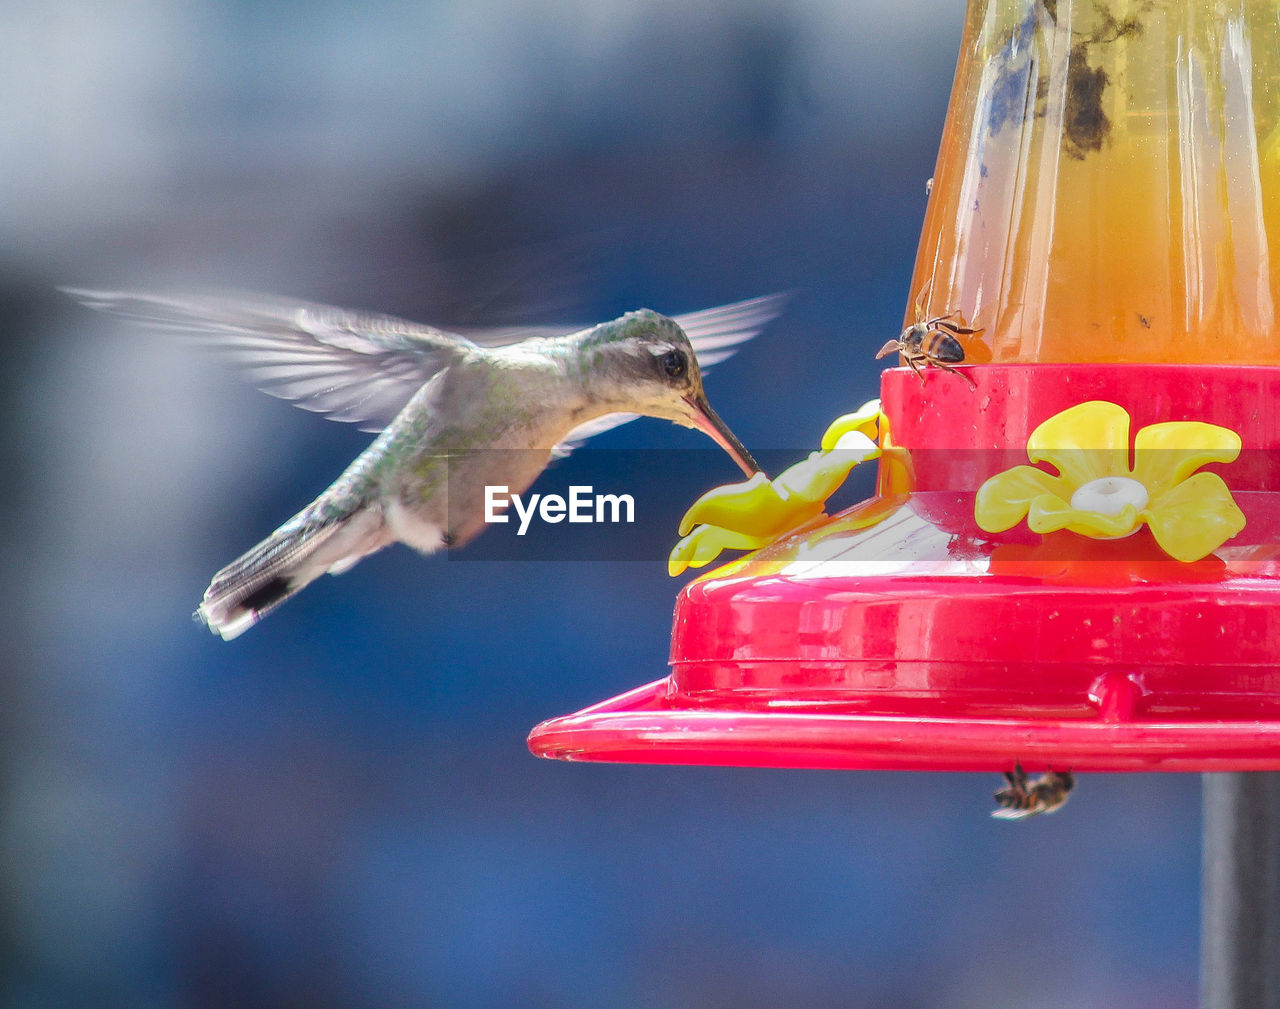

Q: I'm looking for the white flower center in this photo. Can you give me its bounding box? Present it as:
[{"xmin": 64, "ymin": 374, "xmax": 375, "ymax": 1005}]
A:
[{"xmin": 1070, "ymin": 476, "xmax": 1149, "ymax": 515}]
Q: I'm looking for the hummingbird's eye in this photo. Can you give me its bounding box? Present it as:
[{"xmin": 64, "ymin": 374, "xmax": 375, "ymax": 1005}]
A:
[{"xmin": 660, "ymin": 349, "xmax": 687, "ymax": 380}]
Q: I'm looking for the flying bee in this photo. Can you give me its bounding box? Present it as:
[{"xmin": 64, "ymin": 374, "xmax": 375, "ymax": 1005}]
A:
[
  {"xmin": 991, "ymin": 763, "xmax": 1075, "ymax": 820},
  {"xmin": 876, "ymin": 288, "xmax": 982, "ymax": 387}
]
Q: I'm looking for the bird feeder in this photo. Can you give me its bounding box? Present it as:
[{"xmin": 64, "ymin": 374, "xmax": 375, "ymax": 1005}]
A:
[{"xmin": 529, "ymin": 0, "xmax": 1280, "ymax": 773}]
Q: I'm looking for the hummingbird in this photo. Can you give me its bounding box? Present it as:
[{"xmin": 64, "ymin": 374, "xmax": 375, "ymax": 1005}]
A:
[{"xmin": 66, "ymin": 288, "xmax": 783, "ymax": 639}]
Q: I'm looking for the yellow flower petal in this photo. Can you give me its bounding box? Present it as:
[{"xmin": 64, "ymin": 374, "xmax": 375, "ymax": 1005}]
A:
[
  {"xmin": 974, "ymin": 465, "xmax": 1072, "ymax": 532},
  {"xmin": 1027, "ymin": 400, "xmax": 1132, "ymax": 487},
  {"xmin": 677, "ymin": 472, "xmax": 779, "ymax": 537},
  {"xmin": 1130, "ymin": 421, "xmax": 1242, "ymax": 499},
  {"xmin": 774, "ymin": 435, "xmax": 880, "ymax": 503},
  {"xmin": 679, "ymin": 417, "xmax": 881, "ymax": 541},
  {"xmin": 668, "ymin": 525, "xmax": 775, "ymax": 576},
  {"xmin": 1143, "ymin": 471, "xmax": 1247, "ymax": 562},
  {"xmin": 820, "ymin": 400, "xmax": 882, "ymax": 451},
  {"xmin": 1027, "ymin": 495, "xmax": 1141, "ymax": 538},
  {"xmin": 877, "ymin": 446, "xmax": 914, "ymax": 496},
  {"xmin": 973, "ymin": 399, "xmax": 1245, "ymax": 563}
]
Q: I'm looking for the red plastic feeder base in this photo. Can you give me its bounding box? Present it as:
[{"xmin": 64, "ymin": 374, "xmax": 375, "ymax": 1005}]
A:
[{"xmin": 528, "ymin": 364, "xmax": 1280, "ymax": 772}]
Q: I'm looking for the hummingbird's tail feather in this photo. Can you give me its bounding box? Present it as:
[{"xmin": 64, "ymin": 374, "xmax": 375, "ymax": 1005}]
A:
[{"xmin": 197, "ymin": 509, "xmax": 390, "ymax": 640}]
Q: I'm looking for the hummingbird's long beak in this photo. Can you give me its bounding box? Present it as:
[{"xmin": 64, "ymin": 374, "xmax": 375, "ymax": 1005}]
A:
[{"xmin": 684, "ymin": 393, "xmax": 761, "ymax": 477}]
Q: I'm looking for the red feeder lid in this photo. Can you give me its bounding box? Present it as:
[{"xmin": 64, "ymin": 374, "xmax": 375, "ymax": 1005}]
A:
[{"xmin": 529, "ymin": 364, "xmax": 1280, "ymax": 772}]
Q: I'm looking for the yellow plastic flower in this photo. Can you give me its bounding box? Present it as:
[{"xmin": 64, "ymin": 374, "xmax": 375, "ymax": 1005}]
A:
[
  {"xmin": 974, "ymin": 400, "xmax": 1245, "ymax": 562},
  {"xmin": 669, "ymin": 401, "xmax": 883, "ymax": 575}
]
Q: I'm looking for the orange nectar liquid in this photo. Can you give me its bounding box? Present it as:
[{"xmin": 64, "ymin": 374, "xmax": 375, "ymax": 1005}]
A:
[{"xmin": 909, "ymin": 0, "xmax": 1280, "ymax": 364}]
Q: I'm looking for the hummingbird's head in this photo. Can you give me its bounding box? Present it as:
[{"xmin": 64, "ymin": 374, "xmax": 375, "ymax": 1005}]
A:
[{"xmin": 585, "ymin": 310, "xmax": 760, "ymax": 477}]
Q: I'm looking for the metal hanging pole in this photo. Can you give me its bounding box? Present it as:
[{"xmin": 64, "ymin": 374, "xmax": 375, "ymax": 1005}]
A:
[{"xmin": 1202, "ymin": 773, "xmax": 1280, "ymax": 1009}]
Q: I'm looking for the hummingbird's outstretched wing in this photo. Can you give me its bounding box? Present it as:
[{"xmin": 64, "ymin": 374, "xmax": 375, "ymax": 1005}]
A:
[
  {"xmin": 672, "ymin": 292, "xmax": 793, "ymax": 368},
  {"xmin": 65, "ymin": 288, "xmax": 788, "ymax": 441},
  {"xmin": 62, "ymin": 287, "xmax": 477, "ymax": 432},
  {"xmin": 460, "ymin": 292, "xmax": 789, "ymax": 358},
  {"xmin": 548, "ymin": 292, "xmax": 791, "ymax": 458}
]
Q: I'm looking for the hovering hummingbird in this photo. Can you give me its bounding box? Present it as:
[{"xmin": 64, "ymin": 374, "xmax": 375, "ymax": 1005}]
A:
[{"xmin": 66, "ymin": 288, "xmax": 783, "ymax": 639}]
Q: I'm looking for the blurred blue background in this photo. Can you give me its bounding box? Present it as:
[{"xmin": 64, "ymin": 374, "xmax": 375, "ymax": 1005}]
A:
[{"xmin": 6, "ymin": 1, "xmax": 1198, "ymax": 1006}]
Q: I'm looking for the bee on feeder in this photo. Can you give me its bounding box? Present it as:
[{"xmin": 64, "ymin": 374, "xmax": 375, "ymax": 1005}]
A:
[
  {"xmin": 991, "ymin": 763, "xmax": 1075, "ymax": 820},
  {"xmin": 876, "ymin": 288, "xmax": 982, "ymax": 387}
]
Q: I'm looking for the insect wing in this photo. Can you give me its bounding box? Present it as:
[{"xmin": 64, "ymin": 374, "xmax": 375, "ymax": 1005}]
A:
[
  {"xmin": 875, "ymin": 337, "xmax": 904, "ymax": 360},
  {"xmin": 991, "ymin": 805, "xmax": 1040, "ymax": 821}
]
